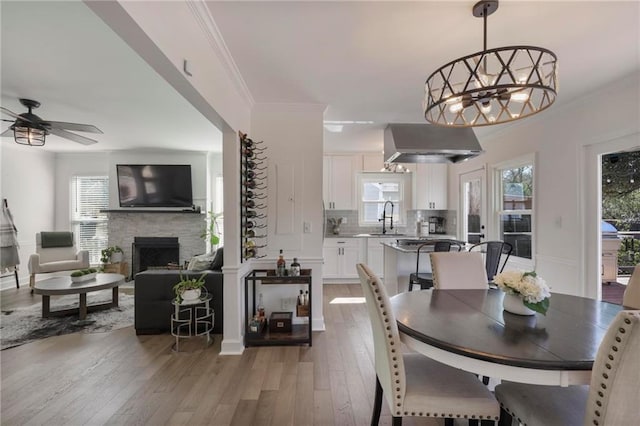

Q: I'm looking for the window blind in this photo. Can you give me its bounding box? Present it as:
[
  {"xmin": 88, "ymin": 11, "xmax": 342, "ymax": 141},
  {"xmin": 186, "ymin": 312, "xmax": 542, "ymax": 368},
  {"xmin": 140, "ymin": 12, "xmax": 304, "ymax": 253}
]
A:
[{"xmin": 71, "ymin": 176, "xmax": 109, "ymax": 264}]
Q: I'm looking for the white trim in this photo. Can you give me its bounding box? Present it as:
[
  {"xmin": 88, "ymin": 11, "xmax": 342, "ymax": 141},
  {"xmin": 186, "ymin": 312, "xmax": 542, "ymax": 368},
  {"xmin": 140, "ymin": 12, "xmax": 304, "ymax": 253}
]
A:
[
  {"xmin": 220, "ymin": 339, "xmax": 245, "ymax": 355},
  {"xmin": 458, "ymin": 166, "xmax": 487, "ymax": 244},
  {"xmin": 581, "ymin": 134, "xmax": 640, "ymax": 300},
  {"xmin": 490, "ymin": 153, "xmax": 537, "ymax": 264},
  {"xmin": 187, "ymin": 0, "xmax": 255, "ymax": 108}
]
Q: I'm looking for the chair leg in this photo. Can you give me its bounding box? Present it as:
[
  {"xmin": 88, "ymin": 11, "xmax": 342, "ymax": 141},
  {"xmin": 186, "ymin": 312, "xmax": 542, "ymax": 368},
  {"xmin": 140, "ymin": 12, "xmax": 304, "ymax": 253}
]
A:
[
  {"xmin": 15, "ymin": 269, "xmax": 19, "ymax": 288},
  {"xmin": 391, "ymin": 417, "xmax": 402, "ymax": 426},
  {"xmin": 482, "ymin": 375, "xmax": 490, "ymax": 385},
  {"xmin": 29, "ymin": 273, "xmax": 35, "ymax": 288},
  {"xmin": 498, "ymin": 407, "xmax": 512, "ymax": 426},
  {"xmin": 371, "ymin": 376, "xmax": 383, "ymax": 426}
]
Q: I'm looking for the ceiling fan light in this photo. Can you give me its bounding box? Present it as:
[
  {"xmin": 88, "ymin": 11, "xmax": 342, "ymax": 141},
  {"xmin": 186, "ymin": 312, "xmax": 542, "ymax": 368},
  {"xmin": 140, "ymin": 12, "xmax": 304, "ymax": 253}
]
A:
[{"xmin": 14, "ymin": 126, "xmax": 45, "ymax": 146}]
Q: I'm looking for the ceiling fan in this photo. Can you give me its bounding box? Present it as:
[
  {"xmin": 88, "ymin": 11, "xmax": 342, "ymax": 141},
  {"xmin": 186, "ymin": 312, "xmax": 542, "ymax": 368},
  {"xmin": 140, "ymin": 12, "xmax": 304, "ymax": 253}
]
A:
[{"xmin": 1, "ymin": 98, "xmax": 102, "ymax": 146}]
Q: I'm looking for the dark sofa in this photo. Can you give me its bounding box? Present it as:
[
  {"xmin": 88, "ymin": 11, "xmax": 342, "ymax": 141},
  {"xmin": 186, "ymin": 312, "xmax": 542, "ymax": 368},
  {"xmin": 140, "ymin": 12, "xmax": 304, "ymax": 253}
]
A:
[{"xmin": 134, "ymin": 269, "xmax": 223, "ymax": 335}]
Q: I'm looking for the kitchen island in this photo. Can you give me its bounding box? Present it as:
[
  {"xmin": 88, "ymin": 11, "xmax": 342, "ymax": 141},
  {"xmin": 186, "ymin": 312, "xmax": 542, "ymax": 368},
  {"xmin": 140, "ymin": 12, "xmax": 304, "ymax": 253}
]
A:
[{"xmin": 382, "ymin": 237, "xmax": 465, "ymax": 295}]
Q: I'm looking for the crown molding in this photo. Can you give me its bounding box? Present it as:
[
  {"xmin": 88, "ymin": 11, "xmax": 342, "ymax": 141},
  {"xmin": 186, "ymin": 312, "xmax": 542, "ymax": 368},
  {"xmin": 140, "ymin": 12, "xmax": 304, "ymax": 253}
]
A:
[{"xmin": 186, "ymin": 0, "xmax": 255, "ymax": 109}]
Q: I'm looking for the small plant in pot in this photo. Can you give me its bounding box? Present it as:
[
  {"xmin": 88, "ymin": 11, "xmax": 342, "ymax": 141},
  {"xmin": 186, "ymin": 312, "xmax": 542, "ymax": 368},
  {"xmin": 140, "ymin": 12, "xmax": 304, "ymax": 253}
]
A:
[
  {"xmin": 173, "ymin": 272, "xmax": 207, "ymax": 304},
  {"xmin": 100, "ymin": 246, "xmax": 123, "ymax": 264}
]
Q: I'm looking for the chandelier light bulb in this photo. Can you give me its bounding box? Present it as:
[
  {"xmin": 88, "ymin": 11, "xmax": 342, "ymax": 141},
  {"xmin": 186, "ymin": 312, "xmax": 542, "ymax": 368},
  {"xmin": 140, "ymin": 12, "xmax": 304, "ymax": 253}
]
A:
[{"xmin": 510, "ymin": 91, "xmax": 530, "ymax": 102}]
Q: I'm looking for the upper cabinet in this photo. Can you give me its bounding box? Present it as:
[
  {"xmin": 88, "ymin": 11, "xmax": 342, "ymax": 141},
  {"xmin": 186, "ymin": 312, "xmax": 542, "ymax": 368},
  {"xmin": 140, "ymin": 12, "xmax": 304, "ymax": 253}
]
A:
[
  {"xmin": 413, "ymin": 163, "xmax": 448, "ymax": 210},
  {"xmin": 324, "ymin": 154, "xmax": 362, "ymax": 210}
]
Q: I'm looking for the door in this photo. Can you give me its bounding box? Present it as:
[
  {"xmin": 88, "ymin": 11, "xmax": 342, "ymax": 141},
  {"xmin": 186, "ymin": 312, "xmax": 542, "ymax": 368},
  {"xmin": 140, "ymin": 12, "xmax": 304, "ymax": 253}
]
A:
[{"xmin": 460, "ymin": 168, "xmax": 486, "ymax": 244}]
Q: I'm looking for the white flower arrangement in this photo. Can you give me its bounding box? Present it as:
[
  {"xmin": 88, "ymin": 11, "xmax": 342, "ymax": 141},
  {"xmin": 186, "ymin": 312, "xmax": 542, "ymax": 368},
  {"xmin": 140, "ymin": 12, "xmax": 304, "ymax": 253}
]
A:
[{"xmin": 494, "ymin": 270, "xmax": 551, "ymax": 315}]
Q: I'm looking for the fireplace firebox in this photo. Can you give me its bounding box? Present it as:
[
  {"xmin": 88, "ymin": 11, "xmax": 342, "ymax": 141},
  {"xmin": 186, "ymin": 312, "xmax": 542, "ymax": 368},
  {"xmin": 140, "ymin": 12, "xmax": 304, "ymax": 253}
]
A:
[{"xmin": 132, "ymin": 237, "xmax": 179, "ymax": 278}]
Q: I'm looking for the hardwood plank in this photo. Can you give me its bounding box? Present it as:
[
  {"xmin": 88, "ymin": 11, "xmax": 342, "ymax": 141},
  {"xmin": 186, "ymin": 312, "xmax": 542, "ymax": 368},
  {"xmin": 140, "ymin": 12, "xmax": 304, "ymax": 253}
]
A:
[{"xmin": 2, "ymin": 284, "xmax": 417, "ymax": 426}]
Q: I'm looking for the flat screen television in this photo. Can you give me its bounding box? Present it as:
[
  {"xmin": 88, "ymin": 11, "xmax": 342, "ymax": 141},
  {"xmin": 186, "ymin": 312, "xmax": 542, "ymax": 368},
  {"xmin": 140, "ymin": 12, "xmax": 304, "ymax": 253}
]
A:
[{"xmin": 116, "ymin": 164, "xmax": 193, "ymax": 208}]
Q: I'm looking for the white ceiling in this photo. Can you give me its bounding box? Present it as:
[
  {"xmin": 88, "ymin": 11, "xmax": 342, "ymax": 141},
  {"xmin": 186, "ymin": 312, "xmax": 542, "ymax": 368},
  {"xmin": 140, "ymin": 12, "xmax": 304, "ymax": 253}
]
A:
[
  {"xmin": 2, "ymin": 1, "xmax": 639, "ymax": 153},
  {"xmin": 0, "ymin": 1, "xmax": 221, "ymax": 153}
]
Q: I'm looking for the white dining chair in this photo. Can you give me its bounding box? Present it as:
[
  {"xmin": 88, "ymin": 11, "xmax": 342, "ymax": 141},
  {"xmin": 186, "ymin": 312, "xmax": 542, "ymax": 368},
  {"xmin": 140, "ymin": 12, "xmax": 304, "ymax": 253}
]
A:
[
  {"xmin": 356, "ymin": 263, "xmax": 500, "ymax": 426},
  {"xmin": 494, "ymin": 310, "xmax": 640, "ymax": 426},
  {"xmin": 622, "ymin": 264, "xmax": 640, "ymax": 308},
  {"xmin": 430, "ymin": 252, "xmax": 489, "ymax": 289}
]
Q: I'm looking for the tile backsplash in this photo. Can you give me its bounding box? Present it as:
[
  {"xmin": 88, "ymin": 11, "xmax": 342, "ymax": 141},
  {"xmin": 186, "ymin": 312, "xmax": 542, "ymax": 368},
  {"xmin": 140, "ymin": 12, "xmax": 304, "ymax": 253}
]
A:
[{"xmin": 325, "ymin": 209, "xmax": 457, "ymax": 236}]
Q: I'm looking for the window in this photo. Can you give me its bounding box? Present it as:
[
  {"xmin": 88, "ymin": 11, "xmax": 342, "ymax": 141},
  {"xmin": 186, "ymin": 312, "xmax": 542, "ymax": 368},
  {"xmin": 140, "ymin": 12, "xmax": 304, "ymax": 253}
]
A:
[
  {"xmin": 71, "ymin": 176, "xmax": 109, "ymax": 264},
  {"xmin": 494, "ymin": 157, "xmax": 534, "ymax": 260},
  {"xmin": 358, "ymin": 173, "xmax": 410, "ymax": 226}
]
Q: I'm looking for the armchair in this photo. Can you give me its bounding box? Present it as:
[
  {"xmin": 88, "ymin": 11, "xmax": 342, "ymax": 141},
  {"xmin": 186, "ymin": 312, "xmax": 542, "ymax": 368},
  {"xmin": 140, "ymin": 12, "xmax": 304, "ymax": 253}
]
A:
[{"xmin": 28, "ymin": 232, "xmax": 89, "ymax": 288}]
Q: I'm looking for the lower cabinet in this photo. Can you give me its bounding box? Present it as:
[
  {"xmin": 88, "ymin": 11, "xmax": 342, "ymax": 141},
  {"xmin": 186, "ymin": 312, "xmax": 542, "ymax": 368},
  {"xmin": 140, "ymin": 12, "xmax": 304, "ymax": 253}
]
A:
[
  {"xmin": 323, "ymin": 238, "xmax": 361, "ymax": 279},
  {"xmin": 366, "ymin": 238, "xmax": 385, "ymax": 278}
]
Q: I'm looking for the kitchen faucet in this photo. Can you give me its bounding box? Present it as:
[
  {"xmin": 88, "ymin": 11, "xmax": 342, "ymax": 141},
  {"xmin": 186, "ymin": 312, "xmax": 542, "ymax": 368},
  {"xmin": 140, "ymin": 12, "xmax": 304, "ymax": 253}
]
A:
[{"xmin": 379, "ymin": 201, "xmax": 394, "ymax": 234}]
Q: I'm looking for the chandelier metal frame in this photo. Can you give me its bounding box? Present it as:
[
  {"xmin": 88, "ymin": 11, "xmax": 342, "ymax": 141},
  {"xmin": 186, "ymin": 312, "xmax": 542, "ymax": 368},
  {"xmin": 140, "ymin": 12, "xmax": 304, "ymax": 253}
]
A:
[{"xmin": 424, "ymin": 0, "xmax": 558, "ymax": 127}]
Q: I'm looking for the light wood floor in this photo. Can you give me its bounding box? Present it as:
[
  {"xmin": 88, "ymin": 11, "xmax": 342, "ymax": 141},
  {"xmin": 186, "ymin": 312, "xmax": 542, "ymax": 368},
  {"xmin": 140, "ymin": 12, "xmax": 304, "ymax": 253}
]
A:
[{"xmin": 1, "ymin": 284, "xmax": 444, "ymax": 426}]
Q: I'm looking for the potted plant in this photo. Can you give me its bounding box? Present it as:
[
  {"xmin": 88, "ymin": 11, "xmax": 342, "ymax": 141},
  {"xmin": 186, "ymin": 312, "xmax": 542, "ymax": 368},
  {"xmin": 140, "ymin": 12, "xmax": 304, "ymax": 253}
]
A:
[
  {"xmin": 173, "ymin": 271, "xmax": 207, "ymax": 303},
  {"xmin": 101, "ymin": 246, "xmax": 123, "ymax": 264},
  {"xmin": 201, "ymin": 208, "xmax": 223, "ymax": 250},
  {"xmin": 70, "ymin": 267, "xmax": 98, "ymax": 282}
]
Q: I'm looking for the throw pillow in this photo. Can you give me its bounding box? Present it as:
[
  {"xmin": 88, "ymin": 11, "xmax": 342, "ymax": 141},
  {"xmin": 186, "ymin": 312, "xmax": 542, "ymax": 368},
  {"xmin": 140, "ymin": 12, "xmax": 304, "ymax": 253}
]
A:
[
  {"xmin": 210, "ymin": 247, "xmax": 224, "ymax": 270},
  {"xmin": 187, "ymin": 253, "xmax": 215, "ymax": 271}
]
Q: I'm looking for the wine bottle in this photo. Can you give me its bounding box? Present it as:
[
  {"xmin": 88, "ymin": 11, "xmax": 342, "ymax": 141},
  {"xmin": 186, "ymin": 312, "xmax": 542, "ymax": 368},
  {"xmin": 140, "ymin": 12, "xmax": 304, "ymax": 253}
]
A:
[
  {"xmin": 257, "ymin": 293, "xmax": 265, "ymax": 319},
  {"xmin": 291, "ymin": 257, "xmax": 301, "ymax": 277},
  {"xmin": 276, "ymin": 249, "xmax": 286, "ymax": 276}
]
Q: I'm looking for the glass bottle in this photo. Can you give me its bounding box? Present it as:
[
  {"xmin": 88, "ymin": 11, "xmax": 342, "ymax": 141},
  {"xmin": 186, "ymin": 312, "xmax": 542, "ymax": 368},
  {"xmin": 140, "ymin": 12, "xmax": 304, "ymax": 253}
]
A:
[
  {"xmin": 303, "ymin": 290, "xmax": 309, "ymax": 306},
  {"xmin": 277, "ymin": 249, "xmax": 286, "ymax": 276},
  {"xmin": 298, "ymin": 289, "xmax": 304, "ymax": 305},
  {"xmin": 290, "ymin": 257, "xmax": 301, "ymax": 277},
  {"xmin": 257, "ymin": 293, "xmax": 265, "ymax": 319}
]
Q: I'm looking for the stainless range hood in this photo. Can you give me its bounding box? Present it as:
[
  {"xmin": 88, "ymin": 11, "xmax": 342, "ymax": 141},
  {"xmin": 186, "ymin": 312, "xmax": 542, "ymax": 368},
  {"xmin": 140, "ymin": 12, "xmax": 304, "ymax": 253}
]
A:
[{"xmin": 384, "ymin": 123, "xmax": 483, "ymax": 164}]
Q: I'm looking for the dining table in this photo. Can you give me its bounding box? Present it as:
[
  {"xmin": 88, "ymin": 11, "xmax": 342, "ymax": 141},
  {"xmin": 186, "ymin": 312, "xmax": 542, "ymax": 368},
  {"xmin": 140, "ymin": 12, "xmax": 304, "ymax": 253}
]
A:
[{"xmin": 390, "ymin": 288, "xmax": 623, "ymax": 386}]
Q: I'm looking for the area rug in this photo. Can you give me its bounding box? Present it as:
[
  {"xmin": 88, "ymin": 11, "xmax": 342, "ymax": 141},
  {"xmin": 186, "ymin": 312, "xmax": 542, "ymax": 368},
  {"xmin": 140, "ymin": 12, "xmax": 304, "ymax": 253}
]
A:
[{"xmin": 1, "ymin": 291, "xmax": 134, "ymax": 350}]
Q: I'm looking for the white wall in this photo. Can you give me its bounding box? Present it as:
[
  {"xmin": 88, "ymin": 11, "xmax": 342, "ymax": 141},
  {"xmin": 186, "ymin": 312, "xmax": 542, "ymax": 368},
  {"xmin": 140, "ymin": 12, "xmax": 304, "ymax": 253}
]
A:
[
  {"xmin": 54, "ymin": 153, "xmax": 109, "ymax": 230},
  {"xmin": 250, "ymin": 103, "xmax": 326, "ymax": 332},
  {"xmin": 106, "ymin": 151, "xmax": 209, "ymax": 211},
  {"xmin": 0, "ymin": 141, "xmax": 56, "ymax": 288},
  {"xmin": 450, "ymin": 72, "xmax": 640, "ymax": 296}
]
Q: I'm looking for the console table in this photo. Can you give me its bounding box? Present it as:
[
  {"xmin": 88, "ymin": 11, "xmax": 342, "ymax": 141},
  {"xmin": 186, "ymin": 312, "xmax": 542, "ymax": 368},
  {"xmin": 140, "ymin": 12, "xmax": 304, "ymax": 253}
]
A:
[{"xmin": 244, "ymin": 269, "xmax": 312, "ymax": 347}]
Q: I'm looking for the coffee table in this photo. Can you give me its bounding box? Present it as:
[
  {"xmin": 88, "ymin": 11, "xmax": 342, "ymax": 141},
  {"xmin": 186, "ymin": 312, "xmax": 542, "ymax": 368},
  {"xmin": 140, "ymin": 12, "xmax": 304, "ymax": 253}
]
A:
[{"xmin": 33, "ymin": 273, "xmax": 125, "ymax": 320}]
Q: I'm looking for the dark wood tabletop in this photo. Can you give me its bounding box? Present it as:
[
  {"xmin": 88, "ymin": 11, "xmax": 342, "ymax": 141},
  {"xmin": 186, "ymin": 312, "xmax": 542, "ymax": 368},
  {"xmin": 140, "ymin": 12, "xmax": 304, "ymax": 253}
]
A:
[{"xmin": 390, "ymin": 289, "xmax": 623, "ymax": 371}]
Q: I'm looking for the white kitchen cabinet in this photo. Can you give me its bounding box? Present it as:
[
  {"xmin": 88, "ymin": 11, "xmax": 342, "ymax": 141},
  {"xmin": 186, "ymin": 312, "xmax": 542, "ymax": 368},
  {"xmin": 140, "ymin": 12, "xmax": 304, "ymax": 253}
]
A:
[
  {"xmin": 413, "ymin": 163, "xmax": 448, "ymax": 210},
  {"xmin": 366, "ymin": 238, "xmax": 386, "ymax": 278},
  {"xmin": 323, "ymin": 238, "xmax": 361, "ymax": 279},
  {"xmin": 324, "ymin": 155, "xmax": 361, "ymax": 210}
]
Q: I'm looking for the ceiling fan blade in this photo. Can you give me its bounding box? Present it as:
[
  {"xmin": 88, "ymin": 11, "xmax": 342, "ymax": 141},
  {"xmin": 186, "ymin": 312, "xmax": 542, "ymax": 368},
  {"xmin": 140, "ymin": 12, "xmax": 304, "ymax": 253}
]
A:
[
  {"xmin": 43, "ymin": 121, "xmax": 103, "ymax": 134},
  {"xmin": 49, "ymin": 128, "xmax": 98, "ymax": 145},
  {"xmin": 1, "ymin": 106, "xmax": 23, "ymax": 120},
  {"xmin": 1, "ymin": 128, "xmax": 13, "ymax": 137}
]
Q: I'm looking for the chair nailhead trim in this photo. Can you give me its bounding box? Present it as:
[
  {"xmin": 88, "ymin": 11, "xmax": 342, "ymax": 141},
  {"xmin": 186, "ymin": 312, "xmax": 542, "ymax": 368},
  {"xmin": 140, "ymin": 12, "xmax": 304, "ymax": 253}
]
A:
[
  {"xmin": 615, "ymin": 337, "xmax": 621, "ymax": 342},
  {"xmin": 595, "ymin": 410, "xmax": 600, "ymax": 417},
  {"xmin": 612, "ymin": 346, "xmax": 618, "ymax": 352},
  {"xmin": 619, "ymin": 327, "xmax": 626, "ymax": 333},
  {"xmin": 593, "ymin": 421, "xmax": 598, "ymax": 425},
  {"xmin": 600, "ymin": 383, "xmax": 607, "ymax": 389},
  {"xmin": 605, "ymin": 363, "xmax": 611, "ymax": 369},
  {"xmin": 596, "ymin": 401, "xmax": 602, "ymax": 406},
  {"xmin": 603, "ymin": 373, "xmax": 608, "ymax": 379},
  {"xmin": 598, "ymin": 391, "xmax": 604, "ymax": 397},
  {"xmin": 624, "ymin": 318, "xmax": 631, "ymax": 324}
]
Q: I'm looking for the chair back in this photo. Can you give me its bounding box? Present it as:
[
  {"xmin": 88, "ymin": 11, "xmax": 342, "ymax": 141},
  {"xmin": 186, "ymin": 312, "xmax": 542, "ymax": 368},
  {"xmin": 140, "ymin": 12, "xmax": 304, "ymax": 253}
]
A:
[
  {"xmin": 622, "ymin": 264, "xmax": 640, "ymax": 309},
  {"xmin": 414, "ymin": 240, "xmax": 463, "ymax": 276},
  {"xmin": 469, "ymin": 241, "xmax": 513, "ymax": 281},
  {"xmin": 584, "ymin": 310, "xmax": 640, "ymax": 425},
  {"xmin": 356, "ymin": 263, "xmax": 406, "ymax": 413},
  {"xmin": 36, "ymin": 232, "xmax": 77, "ymax": 263},
  {"xmin": 430, "ymin": 252, "xmax": 488, "ymax": 289}
]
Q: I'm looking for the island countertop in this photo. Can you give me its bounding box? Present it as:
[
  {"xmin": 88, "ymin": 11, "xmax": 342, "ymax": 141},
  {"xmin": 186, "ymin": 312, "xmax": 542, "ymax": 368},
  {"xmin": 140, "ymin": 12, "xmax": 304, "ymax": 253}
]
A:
[{"xmin": 381, "ymin": 236, "xmax": 464, "ymax": 253}]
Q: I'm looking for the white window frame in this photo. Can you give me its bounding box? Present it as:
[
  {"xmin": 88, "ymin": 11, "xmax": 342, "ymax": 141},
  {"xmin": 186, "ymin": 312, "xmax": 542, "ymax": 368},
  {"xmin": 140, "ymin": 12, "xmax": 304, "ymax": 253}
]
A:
[
  {"xmin": 71, "ymin": 175, "xmax": 109, "ymax": 265},
  {"xmin": 491, "ymin": 154, "xmax": 535, "ymax": 267},
  {"xmin": 357, "ymin": 173, "xmax": 410, "ymax": 227}
]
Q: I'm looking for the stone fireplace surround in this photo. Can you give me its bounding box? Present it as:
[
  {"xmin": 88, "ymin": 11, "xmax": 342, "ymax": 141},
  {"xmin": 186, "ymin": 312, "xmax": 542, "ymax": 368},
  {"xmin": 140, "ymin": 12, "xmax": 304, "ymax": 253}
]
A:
[{"xmin": 106, "ymin": 211, "xmax": 206, "ymax": 278}]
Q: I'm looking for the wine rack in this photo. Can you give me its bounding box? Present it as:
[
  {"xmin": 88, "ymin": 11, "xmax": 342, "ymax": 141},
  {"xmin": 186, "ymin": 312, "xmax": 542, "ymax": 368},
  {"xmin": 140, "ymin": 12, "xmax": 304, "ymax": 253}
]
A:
[{"xmin": 240, "ymin": 131, "xmax": 268, "ymax": 261}]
